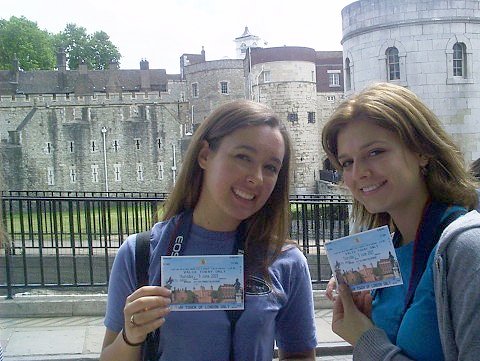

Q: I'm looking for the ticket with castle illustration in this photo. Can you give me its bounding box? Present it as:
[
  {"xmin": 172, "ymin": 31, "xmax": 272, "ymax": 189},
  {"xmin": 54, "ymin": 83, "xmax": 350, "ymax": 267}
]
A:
[
  {"xmin": 325, "ymin": 226, "xmax": 403, "ymax": 292},
  {"xmin": 161, "ymin": 255, "xmax": 244, "ymax": 311}
]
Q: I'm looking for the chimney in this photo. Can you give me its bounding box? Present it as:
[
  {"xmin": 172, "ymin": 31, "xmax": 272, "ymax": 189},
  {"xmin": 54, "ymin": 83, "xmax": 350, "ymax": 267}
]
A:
[
  {"xmin": 109, "ymin": 59, "xmax": 119, "ymax": 70},
  {"xmin": 140, "ymin": 58, "xmax": 149, "ymax": 70},
  {"xmin": 78, "ymin": 59, "xmax": 88, "ymax": 74},
  {"xmin": 56, "ymin": 48, "xmax": 67, "ymax": 71},
  {"xmin": 12, "ymin": 54, "xmax": 19, "ymax": 71},
  {"xmin": 140, "ymin": 59, "xmax": 151, "ymax": 90},
  {"xmin": 11, "ymin": 54, "xmax": 19, "ymax": 86}
]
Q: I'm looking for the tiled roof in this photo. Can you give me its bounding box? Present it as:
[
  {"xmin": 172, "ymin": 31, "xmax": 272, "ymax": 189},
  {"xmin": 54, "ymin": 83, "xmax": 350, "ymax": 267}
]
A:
[
  {"xmin": 250, "ymin": 47, "xmax": 317, "ymax": 66},
  {"xmin": 0, "ymin": 68, "xmax": 168, "ymax": 95}
]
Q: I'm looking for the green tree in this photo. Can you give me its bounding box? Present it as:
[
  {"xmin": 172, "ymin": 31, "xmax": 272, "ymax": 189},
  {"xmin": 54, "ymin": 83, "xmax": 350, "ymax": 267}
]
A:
[
  {"xmin": 52, "ymin": 23, "xmax": 89, "ymax": 70},
  {"xmin": 0, "ymin": 16, "xmax": 55, "ymax": 70},
  {"xmin": 89, "ymin": 31, "xmax": 121, "ymax": 70},
  {"xmin": 54, "ymin": 24, "xmax": 121, "ymax": 70}
]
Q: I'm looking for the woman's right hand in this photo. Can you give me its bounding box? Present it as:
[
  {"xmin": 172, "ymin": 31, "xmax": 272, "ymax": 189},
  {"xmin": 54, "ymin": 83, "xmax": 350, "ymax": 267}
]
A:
[
  {"xmin": 332, "ymin": 284, "xmax": 374, "ymax": 346},
  {"xmin": 122, "ymin": 286, "xmax": 172, "ymax": 345}
]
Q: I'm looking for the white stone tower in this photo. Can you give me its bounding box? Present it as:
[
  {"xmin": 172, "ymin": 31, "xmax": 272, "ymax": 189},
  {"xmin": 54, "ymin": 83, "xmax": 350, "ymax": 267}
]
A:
[
  {"xmin": 234, "ymin": 26, "xmax": 265, "ymax": 59},
  {"xmin": 342, "ymin": 0, "xmax": 480, "ymax": 161}
]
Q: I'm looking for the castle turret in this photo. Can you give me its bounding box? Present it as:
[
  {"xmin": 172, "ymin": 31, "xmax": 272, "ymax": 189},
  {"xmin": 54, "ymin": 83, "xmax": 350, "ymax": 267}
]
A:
[{"xmin": 248, "ymin": 46, "xmax": 320, "ymax": 192}]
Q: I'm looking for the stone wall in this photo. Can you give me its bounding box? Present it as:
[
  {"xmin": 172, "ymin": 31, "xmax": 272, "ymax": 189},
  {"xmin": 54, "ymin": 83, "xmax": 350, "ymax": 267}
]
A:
[
  {"xmin": 342, "ymin": 0, "xmax": 480, "ymax": 161},
  {"xmin": 184, "ymin": 59, "xmax": 245, "ymax": 122},
  {"xmin": 1, "ymin": 93, "xmax": 189, "ymax": 192},
  {"xmin": 0, "ymin": 49, "xmax": 345, "ymax": 194}
]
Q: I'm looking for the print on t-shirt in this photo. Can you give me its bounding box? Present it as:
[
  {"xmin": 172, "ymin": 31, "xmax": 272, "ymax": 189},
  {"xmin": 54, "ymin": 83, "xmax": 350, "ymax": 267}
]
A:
[{"xmin": 245, "ymin": 275, "xmax": 271, "ymax": 295}]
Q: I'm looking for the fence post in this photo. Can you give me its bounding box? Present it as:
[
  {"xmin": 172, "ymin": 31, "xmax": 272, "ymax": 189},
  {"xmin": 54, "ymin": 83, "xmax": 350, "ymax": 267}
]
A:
[
  {"xmin": 4, "ymin": 244, "xmax": 13, "ymax": 299},
  {"xmin": 1, "ymin": 199, "xmax": 13, "ymax": 298}
]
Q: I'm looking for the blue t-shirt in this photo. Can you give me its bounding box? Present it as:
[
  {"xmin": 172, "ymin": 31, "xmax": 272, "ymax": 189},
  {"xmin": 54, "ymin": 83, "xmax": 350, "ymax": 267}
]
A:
[
  {"xmin": 104, "ymin": 215, "xmax": 317, "ymax": 361},
  {"xmin": 372, "ymin": 243, "xmax": 443, "ymax": 361}
]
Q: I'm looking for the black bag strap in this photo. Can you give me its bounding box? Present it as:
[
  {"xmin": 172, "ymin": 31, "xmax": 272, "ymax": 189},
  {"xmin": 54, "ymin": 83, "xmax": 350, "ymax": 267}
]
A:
[
  {"xmin": 135, "ymin": 231, "xmax": 160, "ymax": 361},
  {"xmin": 135, "ymin": 231, "xmax": 151, "ymax": 288}
]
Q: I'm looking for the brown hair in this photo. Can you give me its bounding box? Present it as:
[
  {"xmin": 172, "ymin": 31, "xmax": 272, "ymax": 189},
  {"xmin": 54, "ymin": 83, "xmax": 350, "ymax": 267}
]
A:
[
  {"xmin": 162, "ymin": 99, "xmax": 292, "ymax": 274},
  {"xmin": 322, "ymin": 82, "xmax": 478, "ymax": 229}
]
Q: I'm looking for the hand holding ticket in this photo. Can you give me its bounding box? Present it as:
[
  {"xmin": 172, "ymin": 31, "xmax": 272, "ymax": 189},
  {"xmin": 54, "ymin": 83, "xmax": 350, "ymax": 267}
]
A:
[
  {"xmin": 161, "ymin": 255, "xmax": 244, "ymax": 311},
  {"xmin": 325, "ymin": 226, "xmax": 403, "ymax": 292}
]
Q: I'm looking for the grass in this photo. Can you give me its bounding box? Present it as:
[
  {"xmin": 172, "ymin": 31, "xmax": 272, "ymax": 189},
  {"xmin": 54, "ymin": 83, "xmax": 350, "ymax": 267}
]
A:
[
  {"xmin": 290, "ymin": 202, "xmax": 349, "ymax": 221},
  {"xmin": 4, "ymin": 199, "xmax": 165, "ymax": 239}
]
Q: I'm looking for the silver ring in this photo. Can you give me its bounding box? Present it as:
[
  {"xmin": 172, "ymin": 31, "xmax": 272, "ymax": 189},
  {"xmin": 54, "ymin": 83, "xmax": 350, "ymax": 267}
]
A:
[{"xmin": 130, "ymin": 314, "xmax": 137, "ymax": 327}]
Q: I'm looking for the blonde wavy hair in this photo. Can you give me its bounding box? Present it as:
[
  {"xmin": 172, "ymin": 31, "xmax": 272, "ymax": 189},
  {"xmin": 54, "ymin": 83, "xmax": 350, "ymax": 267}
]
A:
[
  {"xmin": 162, "ymin": 99, "xmax": 292, "ymax": 274},
  {"xmin": 322, "ymin": 82, "xmax": 478, "ymax": 230}
]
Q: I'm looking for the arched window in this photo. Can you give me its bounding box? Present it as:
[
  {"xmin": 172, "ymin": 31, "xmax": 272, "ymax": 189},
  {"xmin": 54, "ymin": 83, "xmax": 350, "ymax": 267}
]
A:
[
  {"xmin": 446, "ymin": 36, "xmax": 472, "ymax": 84},
  {"xmin": 378, "ymin": 41, "xmax": 406, "ymax": 85},
  {"xmin": 386, "ymin": 47, "xmax": 400, "ymax": 80},
  {"xmin": 453, "ymin": 42, "xmax": 466, "ymax": 77},
  {"xmin": 345, "ymin": 58, "xmax": 351, "ymax": 91}
]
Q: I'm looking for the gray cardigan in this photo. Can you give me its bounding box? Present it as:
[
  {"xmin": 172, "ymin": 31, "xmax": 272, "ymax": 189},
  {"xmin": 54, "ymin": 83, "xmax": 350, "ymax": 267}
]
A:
[{"xmin": 353, "ymin": 210, "xmax": 480, "ymax": 361}]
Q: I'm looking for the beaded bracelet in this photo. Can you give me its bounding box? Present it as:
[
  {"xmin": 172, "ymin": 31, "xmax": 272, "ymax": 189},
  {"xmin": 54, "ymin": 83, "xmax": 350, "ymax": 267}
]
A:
[{"xmin": 122, "ymin": 328, "xmax": 143, "ymax": 347}]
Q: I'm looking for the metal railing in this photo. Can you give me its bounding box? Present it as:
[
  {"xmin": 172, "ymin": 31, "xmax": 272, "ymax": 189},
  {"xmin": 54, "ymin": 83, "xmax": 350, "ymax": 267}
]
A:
[{"xmin": 0, "ymin": 192, "xmax": 351, "ymax": 298}]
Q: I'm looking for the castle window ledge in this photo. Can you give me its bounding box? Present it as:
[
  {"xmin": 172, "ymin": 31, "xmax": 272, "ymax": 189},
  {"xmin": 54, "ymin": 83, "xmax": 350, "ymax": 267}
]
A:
[
  {"xmin": 387, "ymin": 79, "xmax": 407, "ymax": 87},
  {"xmin": 446, "ymin": 77, "xmax": 474, "ymax": 85}
]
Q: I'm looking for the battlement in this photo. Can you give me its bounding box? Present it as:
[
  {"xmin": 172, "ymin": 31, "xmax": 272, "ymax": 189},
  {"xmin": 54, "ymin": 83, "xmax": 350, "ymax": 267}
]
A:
[{"xmin": 0, "ymin": 91, "xmax": 181, "ymax": 108}]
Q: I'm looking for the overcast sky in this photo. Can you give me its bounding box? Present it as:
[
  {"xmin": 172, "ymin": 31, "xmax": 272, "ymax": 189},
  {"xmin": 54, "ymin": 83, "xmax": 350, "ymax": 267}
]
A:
[{"xmin": 2, "ymin": 0, "xmax": 355, "ymax": 74}]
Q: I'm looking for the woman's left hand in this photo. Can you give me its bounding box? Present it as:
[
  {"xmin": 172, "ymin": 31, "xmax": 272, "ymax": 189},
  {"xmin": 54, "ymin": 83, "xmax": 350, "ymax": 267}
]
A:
[{"xmin": 331, "ymin": 283, "xmax": 374, "ymax": 346}]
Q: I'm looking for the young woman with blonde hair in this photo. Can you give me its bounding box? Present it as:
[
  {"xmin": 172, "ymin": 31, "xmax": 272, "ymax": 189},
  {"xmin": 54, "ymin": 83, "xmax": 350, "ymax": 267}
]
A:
[{"xmin": 323, "ymin": 82, "xmax": 480, "ymax": 360}]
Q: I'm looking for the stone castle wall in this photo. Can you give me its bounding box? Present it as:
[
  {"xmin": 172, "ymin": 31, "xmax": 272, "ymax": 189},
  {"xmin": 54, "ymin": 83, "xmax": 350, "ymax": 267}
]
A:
[
  {"xmin": 342, "ymin": 0, "xmax": 480, "ymax": 161},
  {"xmin": 1, "ymin": 92, "xmax": 189, "ymax": 192},
  {"xmin": 0, "ymin": 51, "xmax": 344, "ymax": 194},
  {"xmin": 184, "ymin": 59, "xmax": 245, "ymax": 122}
]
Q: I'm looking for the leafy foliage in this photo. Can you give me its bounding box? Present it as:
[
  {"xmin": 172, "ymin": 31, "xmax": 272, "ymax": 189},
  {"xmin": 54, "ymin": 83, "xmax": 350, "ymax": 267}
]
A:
[
  {"xmin": 52, "ymin": 24, "xmax": 89, "ymax": 70},
  {"xmin": 89, "ymin": 31, "xmax": 121, "ymax": 70},
  {"xmin": 0, "ymin": 16, "xmax": 55, "ymax": 70},
  {"xmin": 53, "ymin": 24, "xmax": 121, "ymax": 70},
  {"xmin": 0, "ymin": 16, "xmax": 122, "ymax": 71}
]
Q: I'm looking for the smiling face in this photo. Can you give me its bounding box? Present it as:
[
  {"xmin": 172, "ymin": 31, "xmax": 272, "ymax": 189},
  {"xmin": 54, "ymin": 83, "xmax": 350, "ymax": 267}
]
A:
[
  {"xmin": 336, "ymin": 119, "xmax": 429, "ymax": 222},
  {"xmin": 194, "ymin": 124, "xmax": 285, "ymax": 231}
]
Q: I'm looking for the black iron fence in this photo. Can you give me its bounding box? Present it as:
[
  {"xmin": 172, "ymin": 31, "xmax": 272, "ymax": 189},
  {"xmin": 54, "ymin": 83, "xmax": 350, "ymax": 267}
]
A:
[{"xmin": 0, "ymin": 191, "xmax": 351, "ymax": 298}]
